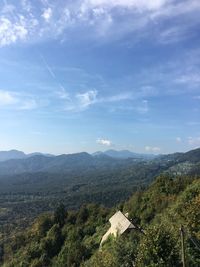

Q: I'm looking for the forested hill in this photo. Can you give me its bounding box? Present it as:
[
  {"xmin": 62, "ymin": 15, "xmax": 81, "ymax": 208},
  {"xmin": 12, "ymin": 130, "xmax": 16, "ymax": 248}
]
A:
[
  {"xmin": 0, "ymin": 147, "xmax": 200, "ymax": 243},
  {"xmin": 1, "ymin": 174, "xmax": 199, "ymax": 267}
]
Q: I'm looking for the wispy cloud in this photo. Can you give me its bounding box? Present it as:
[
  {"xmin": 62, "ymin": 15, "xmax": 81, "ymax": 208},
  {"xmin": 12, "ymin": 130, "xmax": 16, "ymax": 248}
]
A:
[
  {"xmin": 42, "ymin": 7, "xmax": 52, "ymax": 22},
  {"xmin": 60, "ymin": 88, "xmax": 149, "ymax": 114},
  {"xmin": 0, "ymin": 0, "xmax": 199, "ymax": 46},
  {"xmin": 145, "ymin": 146, "xmax": 161, "ymax": 153},
  {"xmin": 64, "ymin": 90, "xmax": 97, "ymax": 112},
  {"xmin": 76, "ymin": 90, "xmax": 98, "ymax": 108},
  {"xmin": 188, "ymin": 136, "xmax": 200, "ymax": 146},
  {"xmin": 2, "ymin": 3, "xmax": 16, "ymax": 14},
  {"xmin": 100, "ymin": 92, "xmax": 133, "ymax": 103},
  {"xmin": 0, "ymin": 90, "xmax": 18, "ymax": 106},
  {"xmin": 96, "ymin": 138, "xmax": 112, "ymax": 146},
  {"xmin": 176, "ymin": 137, "xmax": 182, "ymax": 143},
  {"xmin": 136, "ymin": 100, "xmax": 149, "ymax": 114},
  {"xmin": 159, "ymin": 26, "xmax": 191, "ymax": 44},
  {"xmin": 0, "ymin": 89, "xmax": 38, "ymax": 110},
  {"xmin": 175, "ymin": 73, "xmax": 200, "ymax": 86},
  {"xmin": 21, "ymin": 0, "xmax": 32, "ymax": 12},
  {"xmin": 0, "ymin": 17, "xmax": 28, "ymax": 46},
  {"xmin": 19, "ymin": 99, "xmax": 38, "ymax": 110},
  {"xmin": 56, "ymin": 86, "xmax": 70, "ymax": 100},
  {"xmin": 81, "ymin": 0, "xmax": 168, "ymax": 12}
]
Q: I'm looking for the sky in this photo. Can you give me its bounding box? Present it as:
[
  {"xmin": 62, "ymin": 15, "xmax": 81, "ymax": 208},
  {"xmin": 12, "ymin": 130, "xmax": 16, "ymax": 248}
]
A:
[{"xmin": 0, "ymin": 0, "xmax": 200, "ymax": 154}]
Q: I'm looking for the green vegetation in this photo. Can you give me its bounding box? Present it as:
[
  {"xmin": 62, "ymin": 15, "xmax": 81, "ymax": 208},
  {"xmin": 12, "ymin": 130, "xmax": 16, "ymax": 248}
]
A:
[
  {"xmin": 2, "ymin": 175, "xmax": 199, "ymax": 267},
  {"xmin": 1, "ymin": 147, "xmax": 200, "ymax": 239}
]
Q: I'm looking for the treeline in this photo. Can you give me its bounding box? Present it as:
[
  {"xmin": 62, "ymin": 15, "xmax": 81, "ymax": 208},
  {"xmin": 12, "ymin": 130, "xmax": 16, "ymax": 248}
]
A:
[{"xmin": 2, "ymin": 175, "xmax": 200, "ymax": 267}]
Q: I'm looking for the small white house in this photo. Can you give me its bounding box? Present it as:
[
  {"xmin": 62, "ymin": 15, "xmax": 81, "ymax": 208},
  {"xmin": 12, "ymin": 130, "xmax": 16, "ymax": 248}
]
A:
[{"xmin": 100, "ymin": 211, "xmax": 136, "ymax": 246}]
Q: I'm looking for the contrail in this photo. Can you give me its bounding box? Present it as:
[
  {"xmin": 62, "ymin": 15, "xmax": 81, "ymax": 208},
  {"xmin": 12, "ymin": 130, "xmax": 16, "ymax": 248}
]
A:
[
  {"xmin": 40, "ymin": 54, "xmax": 70, "ymax": 100},
  {"xmin": 40, "ymin": 54, "xmax": 56, "ymax": 79}
]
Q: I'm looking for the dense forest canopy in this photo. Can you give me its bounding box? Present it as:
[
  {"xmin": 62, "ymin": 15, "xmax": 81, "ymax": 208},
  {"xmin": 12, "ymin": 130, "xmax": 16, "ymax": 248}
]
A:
[{"xmin": 1, "ymin": 174, "xmax": 200, "ymax": 267}]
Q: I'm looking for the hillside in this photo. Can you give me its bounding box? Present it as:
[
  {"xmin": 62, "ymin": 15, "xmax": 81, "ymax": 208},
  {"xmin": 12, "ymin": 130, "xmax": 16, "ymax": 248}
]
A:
[
  {"xmin": 1, "ymin": 175, "xmax": 199, "ymax": 267},
  {"xmin": 0, "ymin": 148, "xmax": 200, "ymax": 240}
]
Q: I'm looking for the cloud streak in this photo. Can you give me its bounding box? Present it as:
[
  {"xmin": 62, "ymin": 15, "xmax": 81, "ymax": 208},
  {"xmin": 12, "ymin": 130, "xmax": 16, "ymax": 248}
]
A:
[
  {"xmin": 41, "ymin": 55, "xmax": 56, "ymax": 79},
  {"xmin": 0, "ymin": 90, "xmax": 18, "ymax": 106},
  {"xmin": 0, "ymin": 89, "xmax": 38, "ymax": 110}
]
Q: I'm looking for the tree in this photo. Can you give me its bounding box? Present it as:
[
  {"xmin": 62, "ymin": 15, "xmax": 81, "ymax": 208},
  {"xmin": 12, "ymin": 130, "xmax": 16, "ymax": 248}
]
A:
[
  {"xmin": 54, "ymin": 203, "xmax": 67, "ymax": 227},
  {"xmin": 136, "ymin": 224, "xmax": 180, "ymax": 267}
]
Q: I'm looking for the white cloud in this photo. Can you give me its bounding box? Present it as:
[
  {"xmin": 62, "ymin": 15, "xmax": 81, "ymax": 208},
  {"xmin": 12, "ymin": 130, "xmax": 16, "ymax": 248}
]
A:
[
  {"xmin": 19, "ymin": 99, "xmax": 38, "ymax": 110},
  {"xmin": 152, "ymin": 0, "xmax": 200, "ymax": 19},
  {"xmin": 42, "ymin": 7, "xmax": 52, "ymax": 22},
  {"xmin": 159, "ymin": 26, "xmax": 189, "ymax": 44},
  {"xmin": 81, "ymin": 0, "xmax": 168, "ymax": 12},
  {"xmin": 21, "ymin": 0, "xmax": 32, "ymax": 13},
  {"xmin": 96, "ymin": 138, "xmax": 112, "ymax": 146},
  {"xmin": 0, "ymin": 90, "xmax": 18, "ymax": 106},
  {"xmin": 100, "ymin": 92, "xmax": 133, "ymax": 102},
  {"xmin": 176, "ymin": 137, "xmax": 182, "ymax": 143},
  {"xmin": 188, "ymin": 136, "xmax": 200, "ymax": 146},
  {"xmin": 136, "ymin": 99, "xmax": 149, "ymax": 114},
  {"xmin": 76, "ymin": 90, "xmax": 98, "ymax": 108},
  {"xmin": 145, "ymin": 146, "xmax": 161, "ymax": 153},
  {"xmin": 0, "ymin": 90, "xmax": 38, "ymax": 110},
  {"xmin": 175, "ymin": 73, "xmax": 200, "ymax": 85},
  {"xmin": 0, "ymin": 17, "xmax": 28, "ymax": 46},
  {"xmin": 2, "ymin": 4, "xmax": 15, "ymax": 14},
  {"xmin": 57, "ymin": 86, "xmax": 70, "ymax": 100},
  {"xmin": 63, "ymin": 90, "xmax": 97, "ymax": 112},
  {"xmin": 0, "ymin": 0, "xmax": 199, "ymax": 46}
]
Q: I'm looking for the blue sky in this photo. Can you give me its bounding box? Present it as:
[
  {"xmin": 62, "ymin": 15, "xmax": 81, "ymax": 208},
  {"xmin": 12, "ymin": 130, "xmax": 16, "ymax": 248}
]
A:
[{"xmin": 0, "ymin": 0, "xmax": 200, "ymax": 154}]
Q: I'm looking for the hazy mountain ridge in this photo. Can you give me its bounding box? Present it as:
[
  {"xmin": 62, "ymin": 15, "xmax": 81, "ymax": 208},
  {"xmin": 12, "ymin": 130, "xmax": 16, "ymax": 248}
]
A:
[
  {"xmin": 0, "ymin": 149, "xmax": 155, "ymax": 163},
  {"xmin": 0, "ymin": 149, "xmax": 54, "ymax": 162},
  {"xmin": 0, "ymin": 148, "xmax": 199, "ymax": 176},
  {"xmin": 0, "ymin": 150, "xmax": 26, "ymax": 162},
  {"xmin": 93, "ymin": 149, "xmax": 157, "ymax": 159},
  {"xmin": 0, "ymin": 152, "xmax": 123, "ymax": 176}
]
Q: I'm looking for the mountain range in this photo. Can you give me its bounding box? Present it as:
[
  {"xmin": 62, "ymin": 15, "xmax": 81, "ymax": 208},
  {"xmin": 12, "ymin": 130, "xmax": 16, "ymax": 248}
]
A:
[
  {"xmin": 0, "ymin": 149, "xmax": 156, "ymax": 162},
  {"xmin": 0, "ymin": 148, "xmax": 199, "ymax": 176}
]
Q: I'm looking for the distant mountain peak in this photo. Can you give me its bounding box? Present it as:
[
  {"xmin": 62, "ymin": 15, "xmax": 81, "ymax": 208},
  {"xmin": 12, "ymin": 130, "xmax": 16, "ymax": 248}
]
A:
[
  {"xmin": 0, "ymin": 150, "xmax": 54, "ymax": 162},
  {"xmin": 93, "ymin": 149, "xmax": 156, "ymax": 159},
  {"xmin": 0, "ymin": 150, "xmax": 26, "ymax": 162}
]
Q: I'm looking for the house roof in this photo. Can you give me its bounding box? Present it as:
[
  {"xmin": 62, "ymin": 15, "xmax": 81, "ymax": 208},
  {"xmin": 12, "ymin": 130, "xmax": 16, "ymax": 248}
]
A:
[
  {"xmin": 109, "ymin": 211, "xmax": 136, "ymax": 235},
  {"xmin": 100, "ymin": 211, "xmax": 136, "ymax": 246}
]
